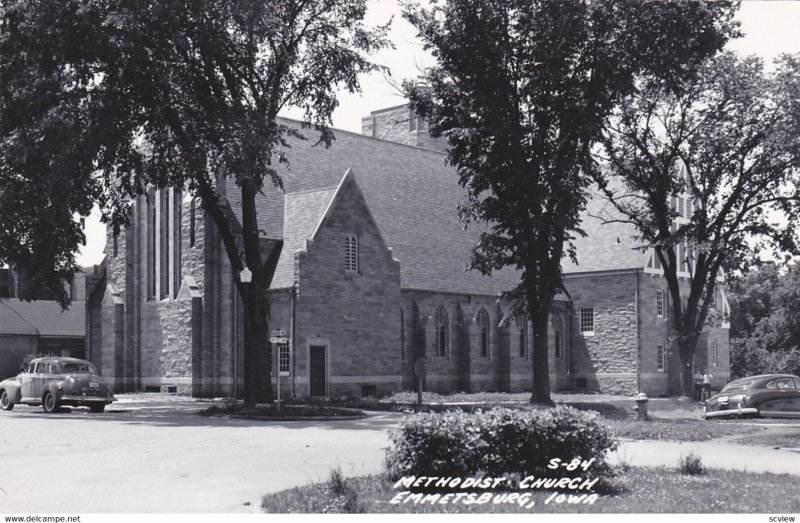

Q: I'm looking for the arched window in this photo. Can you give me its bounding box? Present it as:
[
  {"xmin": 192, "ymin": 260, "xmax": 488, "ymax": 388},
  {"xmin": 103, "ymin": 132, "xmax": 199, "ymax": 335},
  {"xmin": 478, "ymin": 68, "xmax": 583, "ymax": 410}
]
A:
[
  {"xmin": 189, "ymin": 197, "xmax": 197, "ymax": 247},
  {"xmin": 477, "ymin": 308, "xmax": 490, "ymax": 358},
  {"xmin": 517, "ymin": 314, "xmax": 527, "ymax": 358},
  {"xmin": 400, "ymin": 308, "xmax": 405, "ymax": 361},
  {"xmin": 146, "ymin": 190, "xmax": 156, "ymax": 299},
  {"xmin": 554, "ymin": 316, "xmax": 562, "ymax": 359},
  {"xmin": 345, "ymin": 234, "xmax": 358, "ymax": 273},
  {"xmin": 434, "ymin": 306, "xmax": 448, "ymax": 357}
]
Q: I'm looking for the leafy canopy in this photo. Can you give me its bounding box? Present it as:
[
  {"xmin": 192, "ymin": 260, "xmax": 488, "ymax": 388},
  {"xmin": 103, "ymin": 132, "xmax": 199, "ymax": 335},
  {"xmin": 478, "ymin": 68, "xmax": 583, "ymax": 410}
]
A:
[
  {"xmin": 403, "ymin": 0, "xmax": 739, "ymax": 403},
  {"xmin": 596, "ymin": 52, "xmax": 800, "ymax": 335},
  {"xmin": 0, "ymin": 0, "xmax": 389, "ymax": 305},
  {"xmin": 595, "ymin": 50, "xmax": 800, "ymax": 394},
  {"xmin": 404, "ymin": 0, "xmax": 740, "ymax": 315},
  {"xmin": 729, "ymin": 263, "xmax": 800, "ymax": 377}
]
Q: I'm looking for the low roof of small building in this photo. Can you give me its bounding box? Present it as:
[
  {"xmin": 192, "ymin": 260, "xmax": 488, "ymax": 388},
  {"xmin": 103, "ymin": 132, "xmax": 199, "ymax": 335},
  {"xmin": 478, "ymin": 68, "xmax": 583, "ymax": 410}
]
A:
[{"xmin": 0, "ymin": 299, "xmax": 85, "ymax": 338}]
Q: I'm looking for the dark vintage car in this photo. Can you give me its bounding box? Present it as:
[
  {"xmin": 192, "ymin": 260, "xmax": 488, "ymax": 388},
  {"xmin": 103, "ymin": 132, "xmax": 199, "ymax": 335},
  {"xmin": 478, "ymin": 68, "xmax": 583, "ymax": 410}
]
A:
[
  {"xmin": 703, "ymin": 374, "xmax": 800, "ymax": 419},
  {"xmin": 0, "ymin": 357, "xmax": 116, "ymax": 413}
]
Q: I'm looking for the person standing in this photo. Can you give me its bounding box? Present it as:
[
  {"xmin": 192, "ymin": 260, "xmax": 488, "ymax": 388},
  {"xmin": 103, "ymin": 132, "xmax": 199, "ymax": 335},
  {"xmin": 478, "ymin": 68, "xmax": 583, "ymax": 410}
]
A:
[
  {"xmin": 702, "ymin": 369, "xmax": 713, "ymax": 401},
  {"xmin": 694, "ymin": 370, "xmax": 703, "ymax": 401}
]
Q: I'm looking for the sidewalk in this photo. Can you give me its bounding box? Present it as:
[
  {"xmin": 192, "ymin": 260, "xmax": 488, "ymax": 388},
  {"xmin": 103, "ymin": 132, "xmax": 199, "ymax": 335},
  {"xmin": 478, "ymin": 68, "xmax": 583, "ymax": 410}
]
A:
[{"xmin": 612, "ymin": 439, "xmax": 800, "ymax": 475}]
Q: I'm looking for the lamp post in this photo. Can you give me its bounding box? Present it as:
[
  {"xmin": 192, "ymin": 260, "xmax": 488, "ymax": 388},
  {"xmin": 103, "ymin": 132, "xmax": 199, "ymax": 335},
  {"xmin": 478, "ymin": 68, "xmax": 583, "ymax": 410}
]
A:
[{"xmin": 239, "ymin": 265, "xmax": 251, "ymax": 403}]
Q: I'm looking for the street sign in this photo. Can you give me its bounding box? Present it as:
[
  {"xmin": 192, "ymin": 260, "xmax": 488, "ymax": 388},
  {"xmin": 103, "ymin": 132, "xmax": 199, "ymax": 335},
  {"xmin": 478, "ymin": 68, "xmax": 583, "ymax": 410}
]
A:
[{"xmin": 270, "ymin": 329, "xmax": 288, "ymax": 345}]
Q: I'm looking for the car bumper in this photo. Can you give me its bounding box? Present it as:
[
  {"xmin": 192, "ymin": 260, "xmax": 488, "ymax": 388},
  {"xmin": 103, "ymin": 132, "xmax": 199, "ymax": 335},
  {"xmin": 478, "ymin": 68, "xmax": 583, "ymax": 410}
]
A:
[
  {"xmin": 60, "ymin": 395, "xmax": 117, "ymax": 404},
  {"xmin": 703, "ymin": 406, "xmax": 758, "ymax": 418}
]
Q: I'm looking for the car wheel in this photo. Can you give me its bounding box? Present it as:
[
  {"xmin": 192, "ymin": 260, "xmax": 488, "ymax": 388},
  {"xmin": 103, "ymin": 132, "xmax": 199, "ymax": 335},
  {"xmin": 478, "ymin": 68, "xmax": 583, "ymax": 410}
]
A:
[
  {"xmin": 42, "ymin": 391, "xmax": 59, "ymax": 413},
  {"xmin": 89, "ymin": 403, "xmax": 105, "ymax": 414},
  {"xmin": 0, "ymin": 390, "xmax": 13, "ymax": 411}
]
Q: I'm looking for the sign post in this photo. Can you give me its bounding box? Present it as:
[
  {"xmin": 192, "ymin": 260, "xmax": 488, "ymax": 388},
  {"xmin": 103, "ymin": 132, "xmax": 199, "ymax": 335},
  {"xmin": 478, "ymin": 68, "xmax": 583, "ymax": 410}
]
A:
[
  {"xmin": 414, "ymin": 357, "xmax": 425, "ymax": 405},
  {"xmin": 270, "ymin": 329, "xmax": 288, "ymax": 414}
]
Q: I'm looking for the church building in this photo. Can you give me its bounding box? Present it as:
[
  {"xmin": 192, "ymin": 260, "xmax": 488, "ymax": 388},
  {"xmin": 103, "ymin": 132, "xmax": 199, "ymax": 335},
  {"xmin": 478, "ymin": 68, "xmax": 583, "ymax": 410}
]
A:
[{"xmin": 85, "ymin": 105, "xmax": 731, "ymax": 398}]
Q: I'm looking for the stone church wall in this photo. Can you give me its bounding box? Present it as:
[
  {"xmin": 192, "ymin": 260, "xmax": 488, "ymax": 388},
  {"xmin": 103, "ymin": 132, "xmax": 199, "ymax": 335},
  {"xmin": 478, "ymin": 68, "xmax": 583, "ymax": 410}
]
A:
[
  {"xmin": 288, "ymin": 176, "xmax": 403, "ymax": 397},
  {"xmin": 565, "ymin": 271, "xmax": 640, "ymax": 395}
]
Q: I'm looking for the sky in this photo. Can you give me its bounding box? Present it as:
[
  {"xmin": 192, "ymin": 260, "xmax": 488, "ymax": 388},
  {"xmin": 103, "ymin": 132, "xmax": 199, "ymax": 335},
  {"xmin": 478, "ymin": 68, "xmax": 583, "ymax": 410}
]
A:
[{"xmin": 76, "ymin": 0, "xmax": 800, "ymax": 267}]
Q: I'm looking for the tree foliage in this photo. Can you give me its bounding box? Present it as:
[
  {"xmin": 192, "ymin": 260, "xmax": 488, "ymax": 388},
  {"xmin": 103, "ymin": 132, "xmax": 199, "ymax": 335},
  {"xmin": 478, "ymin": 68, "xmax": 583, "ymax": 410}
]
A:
[
  {"xmin": 403, "ymin": 0, "xmax": 739, "ymax": 403},
  {"xmin": 728, "ymin": 263, "xmax": 800, "ymax": 378},
  {"xmin": 596, "ymin": 52, "xmax": 800, "ymax": 394},
  {"xmin": 0, "ymin": 0, "xmax": 388, "ymax": 401}
]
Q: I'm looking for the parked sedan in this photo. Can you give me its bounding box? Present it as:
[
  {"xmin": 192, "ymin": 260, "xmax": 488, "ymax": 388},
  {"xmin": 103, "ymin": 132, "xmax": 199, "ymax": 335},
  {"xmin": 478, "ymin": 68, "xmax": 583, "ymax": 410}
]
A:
[
  {"xmin": 703, "ymin": 374, "xmax": 800, "ymax": 419},
  {"xmin": 0, "ymin": 357, "xmax": 116, "ymax": 413}
]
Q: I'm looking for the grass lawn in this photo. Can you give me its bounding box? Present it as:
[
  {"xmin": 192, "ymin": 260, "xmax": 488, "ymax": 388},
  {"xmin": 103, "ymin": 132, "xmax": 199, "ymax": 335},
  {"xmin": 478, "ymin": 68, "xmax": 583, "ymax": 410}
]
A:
[
  {"xmin": 605, "ymin": 417, "xmax": 764, "ymax": 441},
  {"xmin": 261, "ymin": 467, "xmax": 800, "ymax": 513},
  {"xmin": 730, "ymin": 427, "xmax": 800, "ymax": 448},
  {"xmin": 315, "ymin": 390, "xmax": 771, "ymax": 443}
]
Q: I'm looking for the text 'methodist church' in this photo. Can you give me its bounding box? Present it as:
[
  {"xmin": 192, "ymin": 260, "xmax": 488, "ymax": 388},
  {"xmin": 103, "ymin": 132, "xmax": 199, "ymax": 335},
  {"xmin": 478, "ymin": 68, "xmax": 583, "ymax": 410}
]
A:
[{"xmin": 85, "ymin": 104, "xmax": 731, "ymax": 398}]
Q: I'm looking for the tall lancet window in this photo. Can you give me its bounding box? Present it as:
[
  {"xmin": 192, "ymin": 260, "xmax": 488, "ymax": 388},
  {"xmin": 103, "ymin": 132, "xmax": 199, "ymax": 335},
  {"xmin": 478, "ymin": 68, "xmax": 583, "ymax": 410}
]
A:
[
  {"xmin": 435, "ymin": 305, "xmax": 448, "ymax": 357},
  {"xmin": 477, "ymin": 308, "xmax": 490, "ymax": 358}
]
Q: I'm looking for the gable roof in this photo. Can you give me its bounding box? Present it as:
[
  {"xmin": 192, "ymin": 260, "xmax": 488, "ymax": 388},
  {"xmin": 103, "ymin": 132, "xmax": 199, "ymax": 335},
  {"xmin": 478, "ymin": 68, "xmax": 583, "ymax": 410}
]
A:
[
  {"xmin": 226, "ymin": 119, "xmax": 650, "ymax": 293},
  {"xmin": 231, "ymin": 120, "xmax": 521, "ymax": 295},
  {"xmin": 0, "ymin": 299, "xmax": 85, "ymax": 337},
  {"xmin": 272, "ymin": 184, "xmax": 339, "ymax": 289}
]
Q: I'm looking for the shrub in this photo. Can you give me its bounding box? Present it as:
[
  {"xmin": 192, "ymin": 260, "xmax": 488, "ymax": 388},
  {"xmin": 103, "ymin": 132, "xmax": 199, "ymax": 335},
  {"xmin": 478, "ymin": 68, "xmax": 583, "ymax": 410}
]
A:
[
  {"xmin": 677, "ymin": 452, "xmax": 705, "ymax": 475},
  {"xmin": 385, "ymin": 406, "xmax": 618, "ymax": 480},
  {"xmin": 322, "ymin": 468, "xmax": 364, "ymax": 514}
]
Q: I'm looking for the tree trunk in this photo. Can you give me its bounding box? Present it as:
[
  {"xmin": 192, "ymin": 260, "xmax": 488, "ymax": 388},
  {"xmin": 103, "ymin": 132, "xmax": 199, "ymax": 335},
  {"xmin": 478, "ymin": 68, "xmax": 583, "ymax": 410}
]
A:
[
  {"xmin": 677, "ymin": 336, "xmax": 697, "ymax": 398},
  {"xmin": 240, "ymin": 179, "xmax": 273, "ymax": 406},
  {"xmin": 242, "ymin": 276, "xmax": 273, "ymax": 405},
  {"xmin": 529, "ymin": 309, "xmax": 554, "ymax": 405}
]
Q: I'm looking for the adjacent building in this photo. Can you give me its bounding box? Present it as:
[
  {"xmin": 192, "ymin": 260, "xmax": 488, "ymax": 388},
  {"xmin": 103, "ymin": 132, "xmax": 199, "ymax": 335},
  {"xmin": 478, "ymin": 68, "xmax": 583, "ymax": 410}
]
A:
[{"xmin": 0, "ymin": 267, "xmax": 86, "ymax": 379}]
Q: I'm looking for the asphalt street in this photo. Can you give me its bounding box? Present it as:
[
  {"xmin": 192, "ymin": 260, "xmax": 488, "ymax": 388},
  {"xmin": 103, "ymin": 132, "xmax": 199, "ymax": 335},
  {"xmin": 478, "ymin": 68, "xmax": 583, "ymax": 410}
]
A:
[
  {"xmin": 1, "ymin": 396, "xmax": 800, "ymax": 513},
  {"xmin": 0, "ymin": 397, "xmax": 397, "ymax": 513}
]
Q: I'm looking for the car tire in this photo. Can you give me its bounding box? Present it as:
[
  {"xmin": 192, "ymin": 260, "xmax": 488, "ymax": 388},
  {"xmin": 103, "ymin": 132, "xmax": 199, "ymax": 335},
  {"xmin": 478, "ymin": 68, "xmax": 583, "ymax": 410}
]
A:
[
  {"xmin": 0, "ymin": 390, "xmax": 13, "ymax": 411},
  {"xmin": 89, "ymin": 403, "xmax": 105, "ymax": 414},
  {"xmin": 42, "ymin": 391, "xmax": 59, "ymax": 413}
]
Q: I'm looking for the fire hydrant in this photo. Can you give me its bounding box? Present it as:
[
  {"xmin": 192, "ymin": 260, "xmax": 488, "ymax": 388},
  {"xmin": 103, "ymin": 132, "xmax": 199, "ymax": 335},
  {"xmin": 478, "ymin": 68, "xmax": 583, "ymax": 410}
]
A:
[{"xmin": 634, "ymin": 392, "xmax": 650, "ymax": 421}]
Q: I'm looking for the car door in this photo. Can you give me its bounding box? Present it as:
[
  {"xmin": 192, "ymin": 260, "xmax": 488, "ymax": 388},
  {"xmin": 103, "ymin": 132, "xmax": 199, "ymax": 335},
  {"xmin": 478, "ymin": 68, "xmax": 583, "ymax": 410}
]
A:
[
  {"xmin": 760, "ymin": 378, "xmax": 797, "ymax": 416},
  {"xmin": 30, "ymin": 362, "xmax": 49, "ymax": 401},
  {"xmin": 785, "ymin": 378, "xmax": 800, "ymax": 416},
  {"xmin": 20, "ymin": 362, "xmax": 37, "ymax": 401}
]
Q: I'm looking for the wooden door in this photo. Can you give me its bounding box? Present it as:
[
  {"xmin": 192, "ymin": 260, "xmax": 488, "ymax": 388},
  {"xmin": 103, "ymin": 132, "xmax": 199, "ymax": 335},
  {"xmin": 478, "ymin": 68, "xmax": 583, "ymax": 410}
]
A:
[{"xmin": 309, "ymin": 345, "xmax": 327, "ymax": 397}]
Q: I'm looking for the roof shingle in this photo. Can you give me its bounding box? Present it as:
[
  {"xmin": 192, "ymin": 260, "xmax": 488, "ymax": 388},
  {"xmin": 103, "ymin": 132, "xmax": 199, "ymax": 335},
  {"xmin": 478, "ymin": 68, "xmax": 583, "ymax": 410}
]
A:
[
  {"xmin": 247, "ymin": 120, "xmax": 520, "ymax": 295},
  {"xmin": 226, "ymin": 119, "xmax": 648, "ymax": 294},
  {"xmin": 563, "ymin": 186, "xmax": 650, "ymax": 274}
]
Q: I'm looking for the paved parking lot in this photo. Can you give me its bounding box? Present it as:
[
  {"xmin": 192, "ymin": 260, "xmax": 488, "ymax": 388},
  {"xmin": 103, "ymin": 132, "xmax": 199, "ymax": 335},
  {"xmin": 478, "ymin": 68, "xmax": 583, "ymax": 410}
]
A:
[{"xmin": 0, "ymin": 396, "xmax": 400, "ymax": 513}]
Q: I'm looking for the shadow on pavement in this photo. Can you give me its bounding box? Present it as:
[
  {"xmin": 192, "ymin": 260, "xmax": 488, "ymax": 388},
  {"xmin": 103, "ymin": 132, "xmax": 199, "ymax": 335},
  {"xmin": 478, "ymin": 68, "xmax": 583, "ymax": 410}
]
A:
[{"xmin": 4, "ymin": 402, "xmax": 406, "ymax": 431}]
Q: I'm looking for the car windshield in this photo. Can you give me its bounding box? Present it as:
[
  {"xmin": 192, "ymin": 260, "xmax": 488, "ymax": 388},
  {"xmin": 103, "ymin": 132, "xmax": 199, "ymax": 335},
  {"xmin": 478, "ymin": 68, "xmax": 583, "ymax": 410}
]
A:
[
  {"xmin": 62, "ymin": 363, "xmax": 97, "ymax": 374},
  {"xmin": 721, "ymin": 377, "xmax": 758, "ymax": 392}
]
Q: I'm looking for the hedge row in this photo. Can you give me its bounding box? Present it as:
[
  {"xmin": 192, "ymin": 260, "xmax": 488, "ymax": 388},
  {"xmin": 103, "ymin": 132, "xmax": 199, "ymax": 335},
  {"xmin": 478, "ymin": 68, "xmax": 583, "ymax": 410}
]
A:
[{"xmin": 385, "ymin": 406, "xmax": 618, "ymax": 479}]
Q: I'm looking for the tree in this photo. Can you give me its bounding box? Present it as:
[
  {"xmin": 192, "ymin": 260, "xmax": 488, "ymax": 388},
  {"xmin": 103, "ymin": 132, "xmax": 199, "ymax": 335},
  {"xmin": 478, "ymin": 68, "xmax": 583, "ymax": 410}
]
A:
[
  {"xmin": 402, "ymin": 0, "xmax": 739, "ymax": 404},
  {"xmin": 0, "ymin": 0, "xmax": 388, "ymax": 403},
  {"xmin": 596, "ymin": 52, "xmax": 800, "ymax": 396},
  {"xmin": 728, "ymin": 262, "xmax": 800, "ymax": 378}
]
